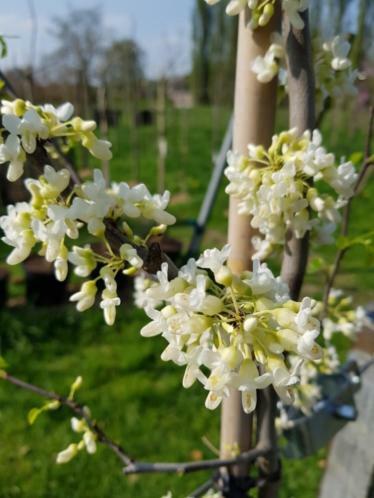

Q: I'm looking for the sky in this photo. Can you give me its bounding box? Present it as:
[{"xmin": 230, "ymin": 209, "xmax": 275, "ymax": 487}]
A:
[{"xmin": 0, "ymin": 0, "xmax": 195, "ymax": 77}]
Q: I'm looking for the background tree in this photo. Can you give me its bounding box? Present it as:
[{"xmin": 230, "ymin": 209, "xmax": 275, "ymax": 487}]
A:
[
  {"xmin": 192, "ymin": 0, "xmax": 213, "ymax": 104},
  {"xmin": 47, "ymin": 7, "xmax": 105, "ymax": 116}
]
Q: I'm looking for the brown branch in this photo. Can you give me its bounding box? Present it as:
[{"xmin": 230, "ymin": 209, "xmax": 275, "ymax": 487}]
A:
[
  {"xmin": 123, "ymin": 447, "xmax": 270, "ymax": 475},
  {"xmin": 281, "ymin": 8, "xmax": 315, "ymax": 301},
  {"xmin": 2, "ymin": 372, "xmax": 133, "ymax": 467},
  {"xmin": 322, "ymin": 106, "xmax": 374, "ymax": 315},
  {"xmin": 1, "ymin": 371, "xmax": 272, "ymax": 477}
]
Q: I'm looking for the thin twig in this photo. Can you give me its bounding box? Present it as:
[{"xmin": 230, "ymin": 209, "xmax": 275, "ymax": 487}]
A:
[
  {"xmin": 188, "ymin": 477, "xmax": 217, "ymax": 498},
  {"xmin": 322, "ymin": 106, "xmax": 374, "ymax": 316},
  {"xmin": 2, "ymin": 372, "xmax": 133, "ymax": 467},
  {"xmin": 123, "ymin": 447, "xmax": 270, "ymax": 475},
  {"xmin": 2, "ymin": 372, "xmax": 272, "ymax": 477}
]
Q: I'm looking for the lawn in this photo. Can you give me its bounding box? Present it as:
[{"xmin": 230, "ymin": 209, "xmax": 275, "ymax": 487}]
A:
[{"xmin": 0, "ymin": 104, "xmax": 372, "ymax": 497}]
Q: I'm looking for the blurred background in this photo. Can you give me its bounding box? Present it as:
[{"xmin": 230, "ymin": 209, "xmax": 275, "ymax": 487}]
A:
[{"xmin": 0, "ymin": 1, "xmax": 373, "ymax": 497}]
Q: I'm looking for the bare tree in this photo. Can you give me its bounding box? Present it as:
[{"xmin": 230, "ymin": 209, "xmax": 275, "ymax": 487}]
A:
[{"xmin": 47, "ymin": 7, "xmax": 105, "ymax": 117}]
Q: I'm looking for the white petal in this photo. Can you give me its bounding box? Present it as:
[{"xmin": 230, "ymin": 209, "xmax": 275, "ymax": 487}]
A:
[{"xmin": 57, "ymin": 102, "xmax": 74, "ymax": 121}]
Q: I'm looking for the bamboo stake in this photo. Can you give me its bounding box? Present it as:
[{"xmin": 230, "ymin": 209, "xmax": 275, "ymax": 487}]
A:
[{"xmin": 220, "ymin": 6, "xmax": 279, "ymax": 495}]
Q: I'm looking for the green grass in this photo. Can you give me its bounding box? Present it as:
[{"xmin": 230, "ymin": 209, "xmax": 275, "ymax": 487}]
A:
[{"xmin": 0, "ymin": 104, "xmax": 372, "ymax": 497}]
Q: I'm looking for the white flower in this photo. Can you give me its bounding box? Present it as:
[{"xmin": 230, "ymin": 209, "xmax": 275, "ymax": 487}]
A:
[
  {"xmin": 0, "ymin": 202, "xmax": 35, "ymax": 264},
  {"xmin": 0, "ymin": 134, "xmax": 26, "ymax": 181},
  {"xmin": 100, "ymin": 288, "xmax": 121, "ymax": 326},
  {"xmin": 71, "ymin": 417, "xmax": 86, "ymax": 433},
  {"xmin": 56, "ymin": 443, "xmax": 78, "ymax": 464},
  {"xmin": 133, "ymin": 273, "xmax": 160, "ymax": 309},
  {"xmin": 282, "ymin": 0, "xmax": 308, "ymax": 29},
  {"xmin": 323, "ymin": 35, "xmax": 351, "ymax": 71},
  {"xmin": 42, "ymin": 102, "xmax": 74, "ymax": 123},
  {"xmin": 70, "ymin": 169, "xmax": 114, "ymax": 235},
  {"xmin": 234, "ymin": 359, "xmax": 272, "ymax": 413},
  {"xmin": 87, "ymin": 137, "xmax": 113, "ymax": 161},
  {"xmin": 120, "ymin": 243, "xmax": 143, "ymax": 269},
  {"xmin": 54, "ymin": 254, "xmax": 68, "ymax": 282},
  {"xmin": 140, "ymin": 307, "xmax": 167, "ymax": 337},
  {"xmin": 42, "ymin": 165, "xmax": 70, "ymax": 197},
  {"xmin": 251, "ymin": 41, "xmax": 284, "ymax": 83},
  {"xmin": 83, "ymin": 430, "xmax": 97, "ymax": 454},
  {"xmin": 68, "ymin": 246, "xmax": 97, "ymax": 277},
  {"xmin": 70, "ymin": 281, "xmax": 97, "ymax": 312},
  {"xmin": 3, "ymin": 108, "xmax": 49, "ymax": 154},
  {"xmin": 225, "ymin": 0, "xmax": 248, "ymax": 16},
  {"xmin": 196, "ymin": 245, "xmax": 230, "ymax": 275}
]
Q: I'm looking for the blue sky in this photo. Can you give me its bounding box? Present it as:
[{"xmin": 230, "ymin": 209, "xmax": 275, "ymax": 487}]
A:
[{"xmin": 0, "ymin": 0, "xmax": 195, "ymax": 76}]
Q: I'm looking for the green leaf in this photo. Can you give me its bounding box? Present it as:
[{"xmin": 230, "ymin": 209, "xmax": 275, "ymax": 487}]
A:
[
  {"xmin": 68, "ymin": 376, "xmax": 82, "ymax": 400},
  {"xmin": 0, "ymin": 356, "xmax": 8, "ymax": 369},
  {"xmin": 27, "ymin": 400, "xmax": 60, "ymax": 425},
  {"xmin": 349, "ymin": 151, "xmax": 363, "ymax": 165},
  {"xmin": 337, "ymin": 232, "xmax": 374, "ymax": 250},
  {"xmin": 28, "ymin": 407, "xmax": 42, "ymax": 425}
]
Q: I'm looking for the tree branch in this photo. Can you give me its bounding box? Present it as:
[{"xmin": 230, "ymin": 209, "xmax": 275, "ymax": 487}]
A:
[
  {"xmin": 322, "ymin": 106, "xmax": 374, "ymax": 315},
  {"xmin": 281, "ymin": 9, "xmax": 315, "ymax": 301},
  {"xmin": 1, "ymin": 371, "xmax": 271, "ymax": 477},
  {"xmin": 123, "ymin": 447, "xmax": 270, "ymax": 475},
  {"xmin": 2, "ymin": 372, "xmax": 133, "ymax": 467}
]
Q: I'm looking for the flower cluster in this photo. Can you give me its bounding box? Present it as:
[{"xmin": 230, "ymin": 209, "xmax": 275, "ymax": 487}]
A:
[
  {"xmin": 315, "ymin": 35, "xmax": 359, "ymax": 102},
  {"xmin": 205, "ymin": 0, "xmax": 308, "ymax": 29},
  {"xmin": 56, "ymin": 416, "xmax": 97, "ymax": 464},
  {"xmin": 0, "ymin": 99, "xmax": 112, "ymax": 181},
  {"xmin": 0, "ymin": 165, "xmax": 176, "ymax": 325},
  {"xmin": 251, "ymin": 34, "xmax": 358, "ymax": 111},
  {"xmin": 251, "ymin": 33, "xmax": 284, "ymax": 83},
  {"xmin": 140, "ymin": 246, "xmax": 322, "ymax": 414},
  {"xmin": 322, "ymin": 289, "xmax": 369, "ymax": 342},
  {"xmin": 225, "ymin": 128, "xmax": 357, "ymax": 259},
  {"xmin": 277, "ymin": 344, "xmax": 340, "ymax": 426},
  {"xmin": 278, "ymin": 290, "xmax": 370, "ymax": 420}
]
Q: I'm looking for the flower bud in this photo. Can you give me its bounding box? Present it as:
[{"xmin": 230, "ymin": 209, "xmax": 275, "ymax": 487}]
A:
[
  {"xmin": 200, "ymin": 295, "xmax": 224, "ymax": 316},
  {"xmin": 259, "ymin": 4, "xmax": 274, "ymax": 26},
  {"xmin": 215, "ymin": 266, "xmax": 233, "ymax": 286},
  {"xmin": 56, "ymin": 443, "xmax": 78, "ymax": 464},
  {"xmin": 221, "ymin": 346, "xmax": 242, "ymax": 369},
  {"xmin": 71, "ymin": 417, "xmax": 86, "ymax": 433},
  {"xmin": 14, "ymin": 99, "xmax": 26, "ymax": 116},
  {"xmin": 243, "ymin": 316, "xmax": 258, "ymax": 333},
  {"xmin": 71, "ymin": 117, "xmax": 96, "ymax": 132}
]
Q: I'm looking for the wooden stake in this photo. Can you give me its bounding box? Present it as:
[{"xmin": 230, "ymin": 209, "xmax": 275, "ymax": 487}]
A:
[{"xmin": 220, "ymin": 6, "xmax": 279, "ymax": 495}]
